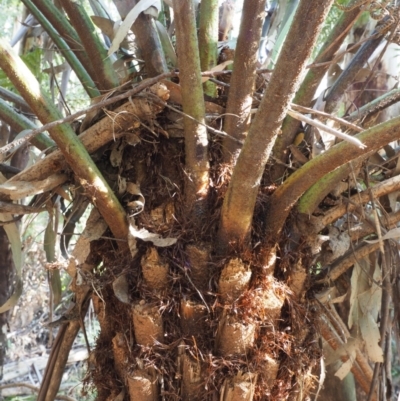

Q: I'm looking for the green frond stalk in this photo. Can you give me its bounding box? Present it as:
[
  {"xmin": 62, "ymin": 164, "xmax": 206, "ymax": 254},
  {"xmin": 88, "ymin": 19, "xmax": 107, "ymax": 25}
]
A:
[
  {"xmin": 0, "ymin": 98, "xmax": 55, "ymax": 151},
  {"xmin": 297, "ymin": 163, "xmax": 353, "ymax": 214},
  {"xmin": 0, "ymin": 39, "xmax": 128, "ymax": 242},
  {"xmin": 347, "ymin": 86, "xmax": 400, "ymax": 122},
  {"xmin": 173, "ymin": 0, "xmax": 210, "ymax": 221},
  {"xmin": 265, "ymin": 116, "xmax": 400, "ymax": 241},
  {"xmin": 0, "ymin": 86, "xmax": 30, "ymax": 110},
  {"xmin": 22, "ymin": 0, "xmax": 101, "ymax": 99},
  {"xmin": 89, "ymin": 0, "xmax": 109, "ymax": 18},
  {"xmin": 30, "ymin": 0, "xmax": 98, "ymax": 86},
  {"xmin": 60, "ymin": 0, "xmax": 120, "ymax": 90},
  {"xmin": 198, "ymin": 0, "xmax": 219, "ymax": 97},
  {"xmin": 267, "ymin": 0, "xmax": 299, "ymax": 67}
]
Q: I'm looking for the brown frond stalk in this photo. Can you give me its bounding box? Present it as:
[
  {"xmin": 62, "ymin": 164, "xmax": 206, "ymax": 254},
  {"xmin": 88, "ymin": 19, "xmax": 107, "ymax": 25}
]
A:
[
  {"xmin": 222, "ymin": 0, "xmax": 267, "ymax": 164},
  {"xmin": 217, "ymin": 0, "xmax": 335, "ymax": 252},
  {"xmin": 271, "ymin": 3, "xmax": 361, "ymax": 181}
]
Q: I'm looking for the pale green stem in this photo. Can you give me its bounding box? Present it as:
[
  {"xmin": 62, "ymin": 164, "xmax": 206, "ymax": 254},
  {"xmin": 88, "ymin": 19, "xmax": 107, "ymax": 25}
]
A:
[{"xmin": 0, "ymin": 39, "xmax": 128, "ymax": 242}]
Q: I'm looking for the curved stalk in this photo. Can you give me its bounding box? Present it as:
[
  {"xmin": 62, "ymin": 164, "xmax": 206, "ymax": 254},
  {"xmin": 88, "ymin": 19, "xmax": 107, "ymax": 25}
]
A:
[
  {"xmin": 221, "ymin": 0, "xmax": 267, "ymax": 164},
  {"xmin": 264, "ymin": 115, "xmax": 400, "ymax": 243},
  {"xmin": 21, "ymin": 0, "xmax": 100, "ymax": 98},
  {"xmin": 0, "ymin": 39, "xmax": 128, "ymax": 243},
  {"xmin": 300, "ymin": 165, "xmax": 352, "ymax": 216},
  {"xmin": 217, "ymin": 0, "xmax": 334, "ymax": 251},
  {"xmin": 297, "ymin": 154, "xmax": 368, "ymax": 215}
]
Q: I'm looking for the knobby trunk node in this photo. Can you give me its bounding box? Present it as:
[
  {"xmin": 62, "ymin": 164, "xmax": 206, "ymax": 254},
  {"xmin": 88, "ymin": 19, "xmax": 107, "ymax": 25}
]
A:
[{"xmin": 74, "ymin": 90, "xmax": 322, "ymax": 401}]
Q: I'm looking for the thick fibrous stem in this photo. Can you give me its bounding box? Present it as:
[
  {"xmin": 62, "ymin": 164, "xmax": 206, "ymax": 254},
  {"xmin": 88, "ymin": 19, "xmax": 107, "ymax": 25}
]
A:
[{"xmin": 217, "ymin": 0, "xmax": 334, "ymax": 252}]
